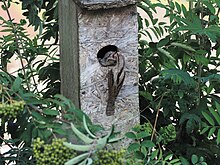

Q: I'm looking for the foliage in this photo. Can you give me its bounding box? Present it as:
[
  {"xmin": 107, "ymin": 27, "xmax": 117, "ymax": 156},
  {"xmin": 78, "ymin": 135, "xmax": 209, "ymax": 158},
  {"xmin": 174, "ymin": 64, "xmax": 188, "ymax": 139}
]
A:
[
  {"xmin": 20, "ymin": 0, "xmax": 59, "ymax": 43},
  {"xmin": 63, "ymin": 115, "xmax": 122, "ymax": 165},
  {"xmin": 191, "ymin": 154, "xmax": 207, "ymax": 165},
  {"xmin": 0, "ymin": 1, "xmax": 88, "ymax": 163},
  {"xmin": 159, "ymin": 124, "xmax": 176, "ymax": 145},
  {"xmin": 0, "ymin": 70, "xmax": 92, "ymax": 163},
  {"xmin": 1, "ymin": 0, "xmax": 220, "ymax": 164},
  {"xmin": 139, "ymin": 0, "xmax": 220, "ymax": 164},
  {"xmin": 125, "ymin": 123, "xmax": 182, "ymax": 164},
  {"xmin": 93, "ymin": 149, "xmax": 126, "ymax": 165},
  {"xmin": 33, "ymin": 138, "xmax": 76, "ymax": 165},
  {"xmin": 0, "ymin": 100, "xmax": 25, "ymax": 119},
  {"xmin": 200, "ymin": 102, "xmax": 220, "ymax": 144}
]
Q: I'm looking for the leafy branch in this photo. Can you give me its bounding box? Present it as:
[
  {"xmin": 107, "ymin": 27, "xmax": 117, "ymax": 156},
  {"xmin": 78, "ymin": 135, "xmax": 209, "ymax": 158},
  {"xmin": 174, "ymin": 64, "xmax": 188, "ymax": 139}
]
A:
[{"xmin": 1, "ymin": 0, "xmax": 30, "ymax": 90}]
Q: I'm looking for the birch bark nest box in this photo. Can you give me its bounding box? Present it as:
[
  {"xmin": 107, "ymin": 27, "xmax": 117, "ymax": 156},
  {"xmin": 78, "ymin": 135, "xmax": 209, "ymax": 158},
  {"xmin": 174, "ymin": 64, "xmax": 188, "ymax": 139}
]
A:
[{"xmin": 59, "ymin": 0, "xmax": 139, "ymax": 143}]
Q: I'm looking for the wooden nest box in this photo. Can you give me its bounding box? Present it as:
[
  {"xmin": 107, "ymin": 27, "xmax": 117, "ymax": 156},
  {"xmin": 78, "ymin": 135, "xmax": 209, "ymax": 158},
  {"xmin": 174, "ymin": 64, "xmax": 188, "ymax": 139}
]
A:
[{"xmin": 59, "ymin": 0, "xmax": 139, "ymax": 142}]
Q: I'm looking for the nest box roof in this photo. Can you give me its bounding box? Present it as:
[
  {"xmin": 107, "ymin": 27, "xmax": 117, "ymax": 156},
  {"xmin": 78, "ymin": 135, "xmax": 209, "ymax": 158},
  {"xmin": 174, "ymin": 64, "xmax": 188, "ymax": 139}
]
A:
[{"xmin": 74, "ymin": 0, "xmax": 137, "ymax": 10}]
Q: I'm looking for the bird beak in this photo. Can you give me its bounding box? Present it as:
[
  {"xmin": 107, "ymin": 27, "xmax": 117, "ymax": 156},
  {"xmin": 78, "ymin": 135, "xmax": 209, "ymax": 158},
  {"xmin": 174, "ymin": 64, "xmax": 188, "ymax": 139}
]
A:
[{"xmin": 112, "ymin": 52, "xmax": 118, "ymax": 58}]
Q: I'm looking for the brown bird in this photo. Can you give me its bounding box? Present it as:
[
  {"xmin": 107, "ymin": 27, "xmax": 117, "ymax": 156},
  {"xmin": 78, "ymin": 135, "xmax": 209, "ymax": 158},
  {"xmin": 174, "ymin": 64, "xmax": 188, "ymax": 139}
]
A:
[
  {"xmin": 98, "ymin": 51, "xmax": 125, "ymax": 116},
  {"xmin": 98, "ymin": 51, "xmax": 118, "ymax": 67}
]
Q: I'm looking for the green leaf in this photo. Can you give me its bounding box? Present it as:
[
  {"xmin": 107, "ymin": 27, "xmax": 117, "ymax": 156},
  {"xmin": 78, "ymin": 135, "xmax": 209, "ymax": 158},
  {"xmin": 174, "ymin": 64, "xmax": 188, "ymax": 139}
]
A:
[
  {"xmin": 138, "ymin": 14, "xmax": 143, "ymax": 30},
  {"xmin": 209, "ymin": 107, "xmax": 220, "ymax": 125},
  {"xmin": 127, "ymin": 143, "xmax": 140, "ymax": 152},
  {"xmin": 178, "ymin": 90, "xmax": 184, "ymax": 99},
  {"xmin": 193, "ymin": 54, "xmax": 209, "ymax": 66},
  {"xmin": 136, "ymin": 131, "xmax": 150, "ymax": 139},
  {"xmin": 70, "ymin": 123, "xmax": 94, "ymax": 144},
  {"xmin": 158, "ymin": 22, "xmax": 166, "ymax": 26},
  {"xmin": 0, "ymin": 29, "xmax": 13, "ymax": 32},
  {"xmin": 139, "ymin": 40, "xmax": 148, "ymax": 47},
  {"xmin": 63, "ymin": 142, "xmax": 92, "ymax": 152},
  {"xmin": 170, "ymin": 159, "xmax": 181, "ymax": 164},
  {"xmin": 157, "ymin": 48, "xmax": 175, "ymax": 61},
  {"xmin": 215, "ymin": 102, "xmax": 220, "ymax": 115},
  {"xmin": 202, "ymin": 111, "xmax": 215, "ymax": 126},
  {"xmin": 150, "ymin": 27, "xmax": 159, "ymax": 39},
  {"xmin": 186, "ymin": 120, "xmax": 194, "ymax": 134},
  {"xmin": 83, "ymin": 115, "xmax": 96, "ymax": 138},
  {"xmin": 217, "ymin": 129, "xmax": 220, "ymax": 144},
  {"xmin": 12, "ymin": 77, "xmax": 22, "ymax": 92},
  {"xmin": 151, "ymin": 149, "xmax": 159, "ymax": 160},
  {"xmin": 53, "ymin": 128, "xmax": 66, "ymax": 135},
  {"xmin": 154, "ymin": 26, "xmax": 162, "ymax": 37},
  {"xmin": 180, "ymin": 156, "xmax": 190, "ymax": 165},
  {"xmin": 175, "ymin": 2, "xmax": 181, "ymax": 14},
  {"xmin": 181, "ymin": 4, "xmax": 187, "ymax": 17},
  {"xmin": 170, "ymin": 1, "xmax": 175, "ymax": 9},
  {"xmin": 108, "ymin": 136, "xmax": 124, "ymax": 143},
  {"xmin": 216, "ymin": 0, "xmax": 220, "ymax": 7},
  {"xmin": 171, "ymin": 42, "xmax": 195, "ymax": 52},
  {"xmin": 199, "ymin": 156, "xmax": 204, "ymax": 162},
  {"xmin": 139, "ymin": 91, "xmax": 153, "ymax": 101},
  {"xmin": 203, "ymin": 1, "xmax": 215, "ymax": 14},
  {"xmin": 153, "ymin": 18, "xmax": 158, "ymax": 25},
  {"xmin": 200, "ymin": 127, "xmax": 209, "ymax": 134},
  {"xmin": 208, "ymin": 127, "xmax": 216, "ymax": 137},
  {"xmin": 86, "ymin": 158, "xmax": 93, "ymax": 165},
  {"xmin": 157, "ymin": 37, "xmax": 169, "ymax": 47},
  {"xmin": 139, "ymin": 4, "xmax": 154, "ymax": 25},
  {"xmin": 141, "ymin": 146, "xmax": 147, "ymax": 156},
  {"xmin": 143, "ymin": 30, "xmax": 153, "ymax": 41},
  {"xmin": 54, "ymin": 94, "xmax": 72, "ymax": 107},
  {"xmin": 159, "ymin": 26, "xmax": 164, "ymax": 36},
  {"xmin": 43, "ymin": 109, "xmax": 59, "ymax": 116},
  {"xmin": 191, "ymin": 154, "xmax": 198, "ymax": 164},
  {"xmin": 169, "ymin": 21, "xmax": 178, "ymax": 31},
  {"xmin": 174, "ymin": 14, "xmax": 202, "ymax": 33},
  {"xmin": 125, "ymin": 132, "xmax": 137, "ymax": 139},
  {"xmin": 144, "ymin": 18, "xmax": 149, "ymax": 27},
  {"xmin": 134, "ymin": 151, "xmax": 145, "ymax": 159},
  {"xmin": 165, "ymin": 154, "xmax": 173, "ymax": 161},
  {"xmin": 201, "ymin": 74, "xmax": 220, "ymax": 83},
  {"xmin": 31, "ymin": 111, "xmax": 46, "ymax": 122},
  {"xmin": 201, "ymin": 163, "xmax": 207, "ymax": 165},
  {"xmin": 161, "ymin": 69, "xmax": 196, "ymax": 86},
  {"xmin": 204, "ymin": 26, "xmax": 220, "ymax": 41},
  {"xmin": 96, "ymin": 136, "xmax": 108, "ymax": 150},
  {"xmin": 64, "ymin": 153, "xmax": 89, "ymax": 165},
  {"xmin": 141, "ymin": 140, "xmax": 155, "ymax": 148}
]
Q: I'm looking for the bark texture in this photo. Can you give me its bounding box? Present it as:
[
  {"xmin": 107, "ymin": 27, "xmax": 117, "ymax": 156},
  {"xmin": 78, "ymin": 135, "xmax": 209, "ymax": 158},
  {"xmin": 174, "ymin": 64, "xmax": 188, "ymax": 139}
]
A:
[
  {"xmin": 60, "ymin": 0, "xmax": 139, "ymax": 147},
  {"xmin": 79, "ymin": 5, "xmax": 139, "ymax": 146}
]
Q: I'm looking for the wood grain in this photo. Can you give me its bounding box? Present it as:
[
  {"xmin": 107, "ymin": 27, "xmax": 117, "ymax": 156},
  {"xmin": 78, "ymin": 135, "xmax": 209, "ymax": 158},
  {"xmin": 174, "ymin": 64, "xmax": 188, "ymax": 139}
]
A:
[{"xmin": 59, "ymin": 0, "xmax": 80, "ymax": 108}]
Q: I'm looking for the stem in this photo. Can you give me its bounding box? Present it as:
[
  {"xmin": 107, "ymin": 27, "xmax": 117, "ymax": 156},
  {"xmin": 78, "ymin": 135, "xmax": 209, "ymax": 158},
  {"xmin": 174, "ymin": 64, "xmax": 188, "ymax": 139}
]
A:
[
  {"xmin": 189, "ymin": 1, "xmax": 193, "ymax": 10},
  {"xmin": 151, "ymin": 93, "xmax": 166, "ymax": 141},
  {"xmin": 150, "ymin": 108, "xmax": 160, "ymax": 141},
  {"xmin": 2, "ymin": 0, "xmax": 30, "ymax": 91},
  {"xmin": 19, "ymin": 38, "xmax": 39, "ymax": 93}
]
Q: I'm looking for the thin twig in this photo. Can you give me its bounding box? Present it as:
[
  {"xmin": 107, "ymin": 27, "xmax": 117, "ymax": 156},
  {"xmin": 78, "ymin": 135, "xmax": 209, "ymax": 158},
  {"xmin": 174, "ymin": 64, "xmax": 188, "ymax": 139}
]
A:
[{"xmin": 151, "ymin": 93, "xmax": 166, "ymax": 141}]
